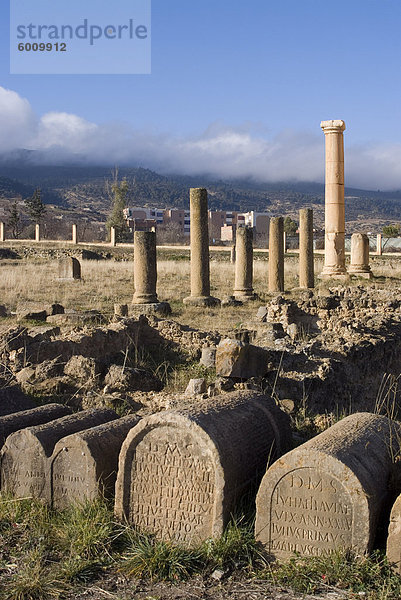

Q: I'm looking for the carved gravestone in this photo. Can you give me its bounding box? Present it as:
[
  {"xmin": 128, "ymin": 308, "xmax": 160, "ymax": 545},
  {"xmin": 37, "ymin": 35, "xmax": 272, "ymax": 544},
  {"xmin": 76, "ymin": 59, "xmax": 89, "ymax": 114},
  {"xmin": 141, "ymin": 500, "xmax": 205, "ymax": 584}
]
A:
[
  {"xmin": 115, "ymin": 390, "xmax": 291, "ymax": 544},
  {"xmin": 255, "ymin": 413, "xmax": 401, "ymax": 559},
  {"xmin": 58, "ymin": 257, "xmax": 81, "ymax": 280},
  {"xmin": 52, "ymin": 414, "xmax": 140, "ymax": 509},
  {"xmin": 0, "ymin": 403, "xmax": 70, "ymax": 450},
  {"xmin": 1, "ymin": 408, "xmax": 117, "ymax": 501},
  {"xmin": 0, "ymin": 386, "xmax": 36, "ymax": 417}
]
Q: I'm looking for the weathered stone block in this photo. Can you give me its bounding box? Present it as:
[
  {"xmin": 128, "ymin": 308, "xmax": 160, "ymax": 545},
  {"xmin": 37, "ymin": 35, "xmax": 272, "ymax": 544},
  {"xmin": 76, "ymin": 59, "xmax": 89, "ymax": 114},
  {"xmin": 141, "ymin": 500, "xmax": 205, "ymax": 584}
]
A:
[
  {"xmin": 215, "ymin": 338, "xmax": 270, "ymax": 378},
  {"xmin": 255, "ymin": 413, "xmax": 401, "ymax": 560},
  {"xmin": 115, "ymin": 390, "xmax": 291, "ymax": 545},
  {"xmin": 185, "ymin": 378, "xmax": 206, "ymax": 396},
  {"xmin": 1, "ymin": 408, "xmax": 117, "ymax": 501},
  {"xmin": 0, "ymin": 386, "xmax": 36, "ymax": 417},
  {"xmin": 200, "ymin": 347, "xmax": 216, "ymax": 368},
  {"xmin": 0, "ymin": 403, "xmax": 70, "ymax": 450},
  {"xmin": 387, "ymin": 494, "xmax": 401, "ymax": 573},
  {"xmin": 58, "ymin": 257, "xmax": 81, "ymax": 280},
  {"xmin": 52, "ymin": 414, "xmax": 140, "ymax": 509}
]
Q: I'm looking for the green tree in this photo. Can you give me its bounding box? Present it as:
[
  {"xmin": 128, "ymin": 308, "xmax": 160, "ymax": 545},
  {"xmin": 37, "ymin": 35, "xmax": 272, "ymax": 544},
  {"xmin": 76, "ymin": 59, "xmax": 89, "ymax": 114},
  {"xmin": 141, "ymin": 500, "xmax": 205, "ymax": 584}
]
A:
[
  {"xmin": 106, "ymin": 175, "xmax": 131, "ymax": 242},
  {"xmin": 284, "ymin": 216, "xmax": 298, "ymax": 235},
  {"xmin": 25, "ymin": 188, "xmax": 46, "ymax": 223},
  {"xmin": 382, "ymin": 224, "xmax": 400, "ymax": 250},
  {"xmin": 7, "ymin": 198, "xmax": 21, "ymax": 239}
]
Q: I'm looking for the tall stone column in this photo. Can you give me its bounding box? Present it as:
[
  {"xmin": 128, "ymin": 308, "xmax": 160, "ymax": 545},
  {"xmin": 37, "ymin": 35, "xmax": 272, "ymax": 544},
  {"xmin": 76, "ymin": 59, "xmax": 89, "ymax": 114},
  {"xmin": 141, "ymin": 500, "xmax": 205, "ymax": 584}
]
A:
[
  {"xmin": 132, "ymin": 230, "xmax": 171, "ymax": 314},
  {"xmin": 268, "ymin": 217, "xmax": 284, "ymax": 293},
  {"xmin": 35, "ymin": 224, "xmax": 40, "ymax": 242},
  {"xmin": 349, "ymin": 233, "xmax": 371, "ymax": 279},
  {"xmin": 234, "ymin": 226, "xmax": 256, "ymax": 300},
  {"xmin": 110, "ymin": 227, "xmax": 116, "ymax": 247},
  {"xmin": 184, "ymin": 188, "xmax": 220, "ymax": 306},
  {"xmin": 320, "ymin": 120, "xmax": 347, "ymax": 277},
  {"xmin": 376, "ymin": 233, "xmax": 382, "ymax": 256},
  {"xmin": 72, "ymin": 224, "xmax": 78, "ymax": 244},
  {"xmin": 0, "ymin": 222, "xmax": 5, "ymax": 242},
  {"xmin": 299, "ymin": 208, "xmax": 314, "ymax": 288}
]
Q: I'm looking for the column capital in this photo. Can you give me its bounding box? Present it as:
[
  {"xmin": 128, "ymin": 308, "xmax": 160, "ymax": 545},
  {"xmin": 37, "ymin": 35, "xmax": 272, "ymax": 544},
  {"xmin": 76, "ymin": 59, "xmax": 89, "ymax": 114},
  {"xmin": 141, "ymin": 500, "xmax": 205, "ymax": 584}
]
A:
[{"xmin": 320, "ymin": 119, "xmax": 346, "ymax": 134}]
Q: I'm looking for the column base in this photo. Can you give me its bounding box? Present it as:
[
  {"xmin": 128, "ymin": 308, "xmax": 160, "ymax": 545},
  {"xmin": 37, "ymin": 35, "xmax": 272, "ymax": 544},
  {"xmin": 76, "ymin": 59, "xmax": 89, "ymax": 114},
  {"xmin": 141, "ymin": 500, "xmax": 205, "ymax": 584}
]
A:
[
  {"xmin": 132, "ymin": 294, "xmax": 158, "ymax": 304},
  {"xmin": 130, "ymin": 301, "xmax": 171, "ymax": 317},
  {"xmin": 318, "ymin": 266, "xmax": 348, "ymax": 280},
  {"xmin": 233, "ymin": 291, "xmax": 258, "ymax": 301},
  {"xmin": 183, "ymin": 295, "xmax": 221, "ymax": 307},
  {"xmin": 348, "ymin": 267, "xmax": 372, "ymax": 279}
]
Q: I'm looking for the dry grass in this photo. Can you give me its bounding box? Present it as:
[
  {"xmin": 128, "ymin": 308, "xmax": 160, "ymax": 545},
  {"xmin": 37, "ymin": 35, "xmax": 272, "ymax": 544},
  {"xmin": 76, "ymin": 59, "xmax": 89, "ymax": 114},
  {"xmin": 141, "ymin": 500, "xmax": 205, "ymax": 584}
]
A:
[{"xmin": 0, "ymin": 251, "xmax": 401, "ymax": 333}]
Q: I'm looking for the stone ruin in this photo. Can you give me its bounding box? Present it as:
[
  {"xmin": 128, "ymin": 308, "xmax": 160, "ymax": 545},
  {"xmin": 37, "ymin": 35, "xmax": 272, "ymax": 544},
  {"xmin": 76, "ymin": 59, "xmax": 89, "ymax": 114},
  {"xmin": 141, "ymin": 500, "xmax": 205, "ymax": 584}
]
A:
[
  {"xmin": 52, "ymin": 413, "xmax": 140, "ymax": 509},
  {"xmin": 58, "ymin": 257, "xmax": 81, "ymax": 280},
  {"xmin": 115, "ymin": 390, "xmax": 291, "ymax": 544},
  {"xmin": 0, "ymin": 408, "xmax": 117, "ymax": 502},
  {"xmin": 255, "ymin": 413, "xmax": 401, "ymax": 559}
]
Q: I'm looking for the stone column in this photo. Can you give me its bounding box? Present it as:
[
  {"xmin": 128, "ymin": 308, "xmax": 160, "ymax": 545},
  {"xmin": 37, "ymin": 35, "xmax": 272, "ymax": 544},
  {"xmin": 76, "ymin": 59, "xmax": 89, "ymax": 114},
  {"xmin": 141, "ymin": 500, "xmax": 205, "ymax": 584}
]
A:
[
  {"xmin": 283, "ymin": 231, "xmax": 287, "ymax": 253},
  {"xmin": 234, "ymin": 226, "xmax": 255, "ymax": 300},
  {"xmin": 230, "ymin": 244, "xmax": 236, "ymax": 264},
  {"xmin": 0, "ymin": 222, "xmax": 5, "ymax": 242},
  {"xmin": 183, "ymin": 188, "xmax": 220, "ymax": 306},
  {"xmin": 320, "ymin": 120, "xmax": 347, "ymax": 277},
  {"xmin": 268, "ymin": 217, "xmax": 284, "ymax": 293},
  {"xmin": 72, "ymin": 224, "xmax": 77, "ymax": 244},
  {"xmin": 132, "ymin": 231, "xmax": 158, "ymax": 304},
  {"xmin": 349, "ymin": 233, "xmax": 371, "ymax": 278},
  {"xmin": 299, "ymin": 208, "xmax": 314, "ymax": 288},
  {"xmin": 110, "ymin": 227, "xmax": 116, "ymax": 247},
  {"xmin": 376, "ymin": 233, "xmax": 382, "ymax": 256},
  {"xmin": 35, "ymin": 224, "xmax": 40, "ymax": 242}
]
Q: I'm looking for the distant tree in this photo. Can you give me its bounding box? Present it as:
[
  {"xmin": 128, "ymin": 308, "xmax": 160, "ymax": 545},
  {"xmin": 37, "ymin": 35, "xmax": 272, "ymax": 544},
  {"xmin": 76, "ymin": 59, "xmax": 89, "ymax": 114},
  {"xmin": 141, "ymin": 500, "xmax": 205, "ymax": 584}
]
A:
[
  {"xmin": 7, "ymin": 198, "xmax": 21, "ymax": 238},
  {"xmin": 284, "ymin": 216, "xmax": 298, "ymax": 235},
  {"xmin": 106, "ymin": 171, "xmax": 131, "ymax": 242},
  {"xmin": 25, "ymin": 188, "xmax": 46, "ymax": 223},
  {"xmin": 382, "ymin": 224, "xmax": 401, "ymax": 250}
]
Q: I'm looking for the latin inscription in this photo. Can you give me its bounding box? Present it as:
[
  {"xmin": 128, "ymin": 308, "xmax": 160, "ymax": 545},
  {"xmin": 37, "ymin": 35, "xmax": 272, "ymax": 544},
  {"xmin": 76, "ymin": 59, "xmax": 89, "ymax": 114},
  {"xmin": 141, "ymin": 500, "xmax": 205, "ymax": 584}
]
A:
[
  {"xmin": 269, "ymin": 468, "xmax": 353, "ymax": 557},
  {"xmin": 130, "ymin": 429, "xmax": 215, "ymax": 543}
]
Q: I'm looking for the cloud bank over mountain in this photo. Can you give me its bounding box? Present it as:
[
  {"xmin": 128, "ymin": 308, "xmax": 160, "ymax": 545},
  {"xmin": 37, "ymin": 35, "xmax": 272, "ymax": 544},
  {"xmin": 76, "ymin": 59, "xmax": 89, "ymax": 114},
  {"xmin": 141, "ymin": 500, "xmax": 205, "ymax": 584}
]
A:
[{"xmin": 1, "ymin": 85, "xmax": 401, "ymax": 190}]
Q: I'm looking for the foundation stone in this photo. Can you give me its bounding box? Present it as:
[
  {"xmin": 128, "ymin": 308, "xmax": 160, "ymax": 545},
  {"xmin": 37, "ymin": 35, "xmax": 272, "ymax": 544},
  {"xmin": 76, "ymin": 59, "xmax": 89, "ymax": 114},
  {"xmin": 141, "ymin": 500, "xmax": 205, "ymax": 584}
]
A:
[
  {"xmin": 115, "ymin": 390, "xmax": 291, "ymax": 544},
  {"xmin": 255, "ymin": 413, "xmax": 401, "ymax": 559}
]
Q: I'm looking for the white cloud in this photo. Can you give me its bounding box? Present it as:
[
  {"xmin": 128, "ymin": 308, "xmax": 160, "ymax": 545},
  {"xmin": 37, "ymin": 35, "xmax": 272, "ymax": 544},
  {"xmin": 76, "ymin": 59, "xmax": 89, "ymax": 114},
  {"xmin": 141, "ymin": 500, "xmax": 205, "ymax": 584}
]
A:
[{"xmin": 0, "ymin": 86, "xmax": 401, "ymax": 190}]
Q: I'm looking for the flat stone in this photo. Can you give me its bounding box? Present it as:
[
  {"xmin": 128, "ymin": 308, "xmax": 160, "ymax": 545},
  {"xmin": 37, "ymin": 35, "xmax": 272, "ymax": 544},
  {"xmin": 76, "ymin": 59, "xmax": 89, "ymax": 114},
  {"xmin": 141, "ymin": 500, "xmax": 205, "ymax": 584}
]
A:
[
  {"xmin": 52, "ymin": 414, "xmax": 140, "ymax": 509},
  {"xmin": 185, "ymin": 378, "xmax": 207, "ymax": 396},
  {"xmin": 255, "ymin": 413, "xmax": 401, "ymax": 559},
  {"xmin": 1, "ymin": 408, "xmax": 117, "ymax": 501},
  {"xmin": 47, "ymin": 310, "xmax": 105, "ymax": 325},
  {"xmin": 130, "ymin": 302, "xmax": 172, "ymax": 317},
  {"xmin": 115, "ymin": 390, "xmax": 291, "ymax": 544},
  {"xmin": 221, "ymin": 296, "xmax": 243, "ymax": 307},
  {"xmin": 183, "ymin": 296, "xmax": 221, "ymax": 307},
  {"xmin": 215, "ymin": 338, "xmax": 270, "ymax": 378}
]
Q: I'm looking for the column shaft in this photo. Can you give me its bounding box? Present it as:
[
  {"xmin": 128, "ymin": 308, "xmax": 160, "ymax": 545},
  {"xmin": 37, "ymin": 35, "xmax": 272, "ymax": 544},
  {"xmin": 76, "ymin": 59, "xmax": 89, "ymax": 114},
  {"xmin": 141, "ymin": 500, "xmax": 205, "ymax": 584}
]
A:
[
  {"xmin": 132, "ymin": 231, "xmax": 158, "ymax": 304},
  {"xmin": 299, "ymin": 208, "xmax": 314, "ymax": 288},
  {"xmin": 234, "ymin": 226, "xmax": 255, "ymax": 299},
  {"xmin": 268, "ymin": 217, "xmax": 284, "ymax": 293}
]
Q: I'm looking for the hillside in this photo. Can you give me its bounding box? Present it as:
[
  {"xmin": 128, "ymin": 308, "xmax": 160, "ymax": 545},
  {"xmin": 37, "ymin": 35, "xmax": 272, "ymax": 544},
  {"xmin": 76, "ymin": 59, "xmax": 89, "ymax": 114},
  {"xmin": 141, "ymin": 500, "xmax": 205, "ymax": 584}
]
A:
[{"xmin": 0, "ymin": 163, "xmax": 401, "ymax": 231}]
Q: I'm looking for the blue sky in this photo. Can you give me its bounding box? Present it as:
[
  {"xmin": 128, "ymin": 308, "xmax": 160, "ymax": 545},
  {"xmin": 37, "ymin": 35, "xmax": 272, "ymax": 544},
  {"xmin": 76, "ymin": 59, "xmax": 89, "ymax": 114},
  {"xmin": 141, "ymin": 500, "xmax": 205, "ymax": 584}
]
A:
[{"xmin": 1, "ymin": 0, "xmax": 401, "ymax": 188}]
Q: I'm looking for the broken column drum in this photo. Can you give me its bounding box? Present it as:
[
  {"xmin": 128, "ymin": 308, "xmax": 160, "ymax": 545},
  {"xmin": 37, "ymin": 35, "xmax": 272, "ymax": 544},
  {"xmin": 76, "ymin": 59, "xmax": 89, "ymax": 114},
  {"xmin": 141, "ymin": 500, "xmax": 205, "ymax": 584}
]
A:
[
  {"xmin": 132, "ymin": 230, "xmax": 158, "ymax": 304},
  {"xmin": 255, "ymin": 413, "xmax": 401, "ymax": 559},
  {"xmin": 183, "ymin": 188, "xmax": 220, "ymax": 307},
  {"xmin": 52, "ymin": 414, "xmax": 140, "ymax": 509},
  {"xmin": 0, "ymin": 408, "xmax": 117, "ymax": 501},
  {"xmin": 115, "ymin": 390, "xmax": 291, "ymax": 545},
  {"xmin": 320, "ymin": 120, "xmax": 347, "ymax": 277},
  {"xmin": 299, "ymin": 208, "xmax": 314, "ymax": 288},
  {"xmin": 268, "ymin": 216, "xmax": 284, "ymax": 292},
  {"xmin": 234, "ymin": 226, "xmax": 255, "ymax": 299},
  {"xmin": 349, "ymin": 233, "xmax": 371, "ymax": 278}
]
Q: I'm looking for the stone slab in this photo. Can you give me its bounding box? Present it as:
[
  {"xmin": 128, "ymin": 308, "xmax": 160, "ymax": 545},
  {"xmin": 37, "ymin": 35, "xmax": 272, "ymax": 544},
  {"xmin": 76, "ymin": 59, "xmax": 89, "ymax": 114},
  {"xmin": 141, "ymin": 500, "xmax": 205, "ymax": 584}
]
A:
[
  {"xmin": 52, "ymin": 414, "xmax": 140, "ymax": 509},
  {"xmin": 0, "ymin": 403, "xmax": 70, "ymax": 450},
  {"xmin": 0, "ymin": 408, "xmax": 117, "ymax": 501},
  {"xmin": 255, "ymin": 413, "xmax": 401, "ymax": 560},
  {"xmin": 115, "ymin": 390, "xmax": 291, "ymax": 545},
  {"xmin": 215, "ymin": 338, "xmax": 271, "ymax": 378}
]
